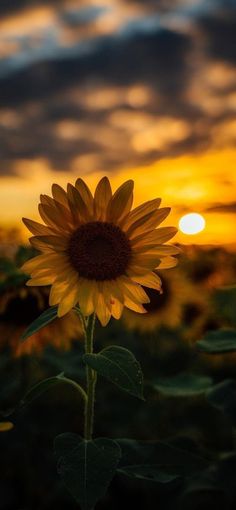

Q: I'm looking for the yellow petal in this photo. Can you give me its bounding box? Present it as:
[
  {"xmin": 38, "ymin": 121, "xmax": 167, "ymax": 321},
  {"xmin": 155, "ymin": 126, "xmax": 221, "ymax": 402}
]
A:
[
  {"xmin": 127, "ymin": 208, "xmax": 171, "ymax": 239},
  {"xmin": 58, "ymin": 281, "xmax": 80, "ymax": 317},
  {"xmin": 22, "ymin": 253, "xmax": 67, "ymax": 274},
  {"xmin": 78, "ymin": 278, "xmax": 96, "ymax": 316},
  {"xmin": 118, "ymin": 276, "xmax": 150, "ymax": 304},
  {"xmin": 94, "ymin": 176, "xmax": 112, "ymax": 220},
  {"xmin": 95, "ymin": 293, "xmax": 111, "ymax": 326},
  {"xmin": 124, "ymin": 297, "xmax": 147, "ymax": 313},
  {"xmin": 22, "ymin": 218, "xmax": 55, "ymax": 236},
  {"xmin": 49, "ymin": 281, "xmax": 68, "ymax": 305},
  {"xmin": 27, "ymin": 275, "xmax": 56, "ymax": 286},
  {"xmin": 107, "ymin": 180, "xmax": 134, "ymax": 223},
  {"xmin": 31, "ymin": 268, "xmax": 56, "ymax": 279},
  {"xmin": 157, "ymin": 257, "xmax": 178, "ymax": 269},
  {"xmin": 67, "ymin": 184, "xmax": 90, "ymax": 223},
  {"xmin": 39, "ymin": 204, "xmax": 72, "ymax": 233},
  {"xmin": 51, "ymin": 183, "xmax": 69, "ymax": 208},
  {"xmin": 30, "ymin": 235, "xmax": 68, "ymax": 253},
  {"xmin": 131, "ymin": 226, "xmax": 178, "ymax": 247},
  {"xmin": 135, "ymin": 245, "xmax": 181, "ymax": 256},
  {"xmin": 130, "ymin": 272, "xmax": 162, "ymax": 290},
  {"xmin": 111, "ymin": 298, "xmax": 123, "ymax": 319},
  {"xmin": 121, "ymin": 198, "xmax": 161, "ymax": 231},
  {"xmin": 75, "ymin": 178, "xmax": 94, "ymax": 215},
  {"xmin": 127, "ymin": 264, "xmax": 153, "ymax": 276},
  {"xmin": 131, "ymin": 253, "xmax": 162, "ymax": 270}
]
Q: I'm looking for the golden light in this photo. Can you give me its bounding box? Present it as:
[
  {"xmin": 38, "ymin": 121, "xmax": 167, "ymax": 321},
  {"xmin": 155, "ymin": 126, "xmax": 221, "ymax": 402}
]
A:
[{"xmin": 179, "ymin": 213, "xmax": 206, "ymax": 235}]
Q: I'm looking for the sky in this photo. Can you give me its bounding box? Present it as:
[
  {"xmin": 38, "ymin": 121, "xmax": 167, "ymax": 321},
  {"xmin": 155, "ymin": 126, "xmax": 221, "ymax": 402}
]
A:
[{"xmin": 0, "ymin": 0, "xmax": 236, "ymax": 245}]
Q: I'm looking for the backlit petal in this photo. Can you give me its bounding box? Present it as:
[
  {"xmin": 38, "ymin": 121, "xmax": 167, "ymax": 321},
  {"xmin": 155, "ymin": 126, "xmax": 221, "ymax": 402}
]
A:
[
  {"xmin": 75, "ymin": 178, "xmax": 94, "ymax": 215},
  {"xmin": 94, "ymin": 176, "xmax": 112, "ymax": 220},
  {"xmin": 130, "ymin": 272, "xmax": 162, "ymax": 290},
  {"xmin": 107, "ymin": 180, "xmax": 134, "ymax": 223}
]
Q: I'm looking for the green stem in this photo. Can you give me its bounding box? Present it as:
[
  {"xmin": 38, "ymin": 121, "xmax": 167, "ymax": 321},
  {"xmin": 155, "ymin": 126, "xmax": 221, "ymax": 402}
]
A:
[{"xmin": 84, "ymin": 314, "xmax": 96, "ymax": 440}]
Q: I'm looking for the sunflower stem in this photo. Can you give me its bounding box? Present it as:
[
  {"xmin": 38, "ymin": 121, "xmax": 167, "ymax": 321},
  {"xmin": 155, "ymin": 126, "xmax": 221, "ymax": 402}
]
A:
[{"xmin": 84, "ymin": 313, "xmax": 96, "ymax": 440}]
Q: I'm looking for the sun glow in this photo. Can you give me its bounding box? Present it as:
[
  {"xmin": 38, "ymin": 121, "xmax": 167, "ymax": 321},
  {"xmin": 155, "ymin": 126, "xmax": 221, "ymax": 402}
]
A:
[{"xmin": 179, "ymin": 213, "xmax": 206, "ymax": 235}]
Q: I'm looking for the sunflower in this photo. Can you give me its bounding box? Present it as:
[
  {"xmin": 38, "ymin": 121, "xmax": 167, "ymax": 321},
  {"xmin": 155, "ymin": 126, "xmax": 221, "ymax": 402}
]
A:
[
  {"xmin": 22, "ymin": 177, "xmax": 179, "ymax": 326},
  {"xmin": 0, "ymin": 251, "xmax": 82, "ymax": 356},
  {"xmin": 123, "ymin": 267, "xmax": 204, "ymax": 333}
]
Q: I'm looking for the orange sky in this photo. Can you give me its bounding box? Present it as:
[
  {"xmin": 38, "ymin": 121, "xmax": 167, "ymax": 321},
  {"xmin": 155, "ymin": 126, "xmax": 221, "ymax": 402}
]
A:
[
  {"xmin": 0, "ymin": 147, "xmax": 235, "ymax": 246},
  {"xmin": 0, "ymin": 0, "xmax": 236, "ymax": 247}
]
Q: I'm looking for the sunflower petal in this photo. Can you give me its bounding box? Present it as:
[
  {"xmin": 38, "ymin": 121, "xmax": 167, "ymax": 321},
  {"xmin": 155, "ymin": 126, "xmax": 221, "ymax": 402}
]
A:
[
  {"xmin": 29, "ymin": 235, "xmax": 68, "ymax": 253},
  {"xmin": 58, "ymin": 281, "xmax": 79, "ymax": 317},
  {"xmin": 22, "ymin": 253, "xmax": 67, "ymax": 274},
  {"xmin": 111, "ymin": 298, "xmax": 123, "ymax": 319},
  {"xmin": 67, "ymin": 184, "xmax": 91, "ymax": 223},
  {"xmin": 107, "ymin": 180, "xmax": 134, "ymax": 223},
  {"xmin": 75, "ymin": 178, "xmax": 94, "ymax": 215},
  {"xmin": 157, "ymin": 257, "xmax": 178, "ymax": 269},
  {"xmin": 127, "ymin": 208, "xmax": 171, "ymax": 239},
  {"xmin": 136, "ymin": 244, "xmax": 181, "ymax": 256},
  {"xmin": 121, "ymin": 198, "xmax": 161, "ymax": 231},
  {"xmin": 94, "ymin": 176, "xmax": 112, "ymax": 220},
  {"xmin": 39, "ymin": 204, "xmax": 72, "ymax": 233},
  {"xmin": 22, "ymin": 218, "xmax": 54, "ymax": 236},
  {"xmin": 131, "ymin": 226, "xmax": 178, "ymax": 247},
  {"xmin": 95, "ymin": 293, "xmax": 111, "ymax": 326},
  {"xmin": 118, "ymin": 276, "xmax": 150, "ymax": 304},
  {"xmin": 78, "ymin": 278, "xmax": 96, "ymax": 316},
  {"xmin": 131, "ymin": 253, "xmax": 162, "ymax": 270},
  {"xmin": 26, "ymin": 275, "xmax": 56, "ymax": 286},
  {"xmin": 131, "ymin": 272, "xmax": 162, "ymax": 290},
  {"xmin": 124, "ymin": 297, "xmax": 147, "ymax": 314},
  {"xmin": 49, "ymin": 281, "xmax": 68, "ymax": 306},
  {"xmin": 52, "ymin": 184, "xmax": 69, "ymax": 208}
]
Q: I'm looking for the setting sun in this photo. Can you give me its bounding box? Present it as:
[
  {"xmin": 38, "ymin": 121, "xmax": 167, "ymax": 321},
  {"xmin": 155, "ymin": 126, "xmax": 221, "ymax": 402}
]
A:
[{"xmin": 179, "ymin": 213, "xmax": 206, "ymax": 235}]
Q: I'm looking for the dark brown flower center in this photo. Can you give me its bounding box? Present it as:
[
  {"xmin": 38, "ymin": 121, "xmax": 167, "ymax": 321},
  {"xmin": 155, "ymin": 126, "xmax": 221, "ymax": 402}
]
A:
[{"xmin": 68, "ymin": 221, "xmax": 131, "ymax": 281}]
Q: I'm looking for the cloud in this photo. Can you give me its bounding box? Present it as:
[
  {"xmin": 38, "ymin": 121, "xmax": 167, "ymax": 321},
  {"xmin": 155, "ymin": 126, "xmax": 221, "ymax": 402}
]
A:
[
  {"xmin": 205, "ymin": 202, "xmax": 236, "ymax": 214},
  {"xmin": 0, "ymin": 0, "xmax": 235, "ymax": 177}
]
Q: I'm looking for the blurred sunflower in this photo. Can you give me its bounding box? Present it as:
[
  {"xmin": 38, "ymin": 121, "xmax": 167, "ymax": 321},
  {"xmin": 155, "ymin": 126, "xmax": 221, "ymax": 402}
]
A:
[
  {"xmin": 123, "ymin": 267, "xmax": 204, "ymax": 332},
  {"xmin": 0, "ymin": 249, "xmax": 82, "ymax": 356},
  {"xmin": 22, "ymin": 177, "xmax": 179, "ymax": 326}
]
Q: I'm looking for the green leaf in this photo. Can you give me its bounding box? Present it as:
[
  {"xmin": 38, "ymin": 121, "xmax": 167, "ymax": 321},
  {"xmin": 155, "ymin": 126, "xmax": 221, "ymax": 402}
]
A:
[
  {"xmin": 21, "ymin": 306, "xmax": 59, "ymax": 341},
  {"xmin": 84, "ymin": 346, "xmax": 144, "ymax": 400},
  {"xmin": 21, "ymin": 373, "xmax": 87, "ymax": 407},
  {"xmin": 118, "ymin": 464, "xmax": 181, "ymax": 487},
  {"xmin": 196, "ymin": 329, "xmax": 236, "ymax": 354},
  {"xmin": 206, "ymin": 379, "xmax": 236, "ymax": 425},
  {"xmin": 55, "ymin": 433, "xmax": 121, "ymax": 510},
  {"xmin": 21, "ymin": 373, "xmax": 65, "ymax": 406},
  {"xmin": 153, "ymin": 373, "xmax": 212, "ymax": 396},
  {"xmin": 117, "ymin": 438, "xmax": 209, "ymax": 475}
]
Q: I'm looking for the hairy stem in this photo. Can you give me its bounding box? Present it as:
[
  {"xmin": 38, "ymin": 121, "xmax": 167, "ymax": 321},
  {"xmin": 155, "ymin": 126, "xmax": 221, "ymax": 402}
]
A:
[{"xmin": 84, "ymin": 313, "xmax": 96, "ymax": 440}]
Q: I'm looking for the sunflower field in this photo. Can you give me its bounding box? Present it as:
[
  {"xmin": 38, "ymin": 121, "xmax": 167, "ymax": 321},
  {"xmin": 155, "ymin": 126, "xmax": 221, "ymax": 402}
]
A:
[{"xmin": 0, "ymin": 191, "xmax": 236, "ymax": 509}]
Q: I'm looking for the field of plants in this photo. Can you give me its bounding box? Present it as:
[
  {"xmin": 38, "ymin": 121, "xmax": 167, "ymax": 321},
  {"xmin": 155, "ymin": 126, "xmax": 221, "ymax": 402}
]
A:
[{"xmin": 1, "ymin": 238, "xmax": 236, "ymax": 510}]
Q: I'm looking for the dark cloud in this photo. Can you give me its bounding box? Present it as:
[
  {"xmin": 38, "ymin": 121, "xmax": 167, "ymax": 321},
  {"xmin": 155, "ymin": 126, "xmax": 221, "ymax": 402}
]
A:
[
  {"xmin": 198, "ymin": 12, "xmax": 236, "ymax": 64},
  {"xmin": 205, "ymin": 202, "xmax": 236, "ymax": 213},
  {"xmin": 0, "ymin": 1, "xmax": 236, "ymax": 175}
]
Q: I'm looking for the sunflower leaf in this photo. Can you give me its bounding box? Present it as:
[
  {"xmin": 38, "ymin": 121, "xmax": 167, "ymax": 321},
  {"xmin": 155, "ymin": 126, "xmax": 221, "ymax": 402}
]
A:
[
  {"xmin": 21, "ymin": 305, "xmax": 58, "ymax": 341},
  {"xmin": 20, "ymin": 372, "xmax": 65, "ymax": 407},
  {"xmin": 206, "ymin": 380, "xmax": 236, "ymax": 425},
  {"xmin": 117, "ymin": 464, "xmax": 181, "ymax": 488},
  {"xmin": 54, "ymin": 433, "xmax": 121, "ymax": 510},
  {"xmin": 83, "ymin": 345, "xmax": 144, "ymax": 400},
  {"xmin": 152, "ymin": 373, "xmax": 213, "ymax": 396},
  {"xmin": 196, "ymin": 329, "xmax": 236, "ymax": 354},
  {"xmin": 117, "ymin": 438, "xmax": 209, "ymax": 475}
]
